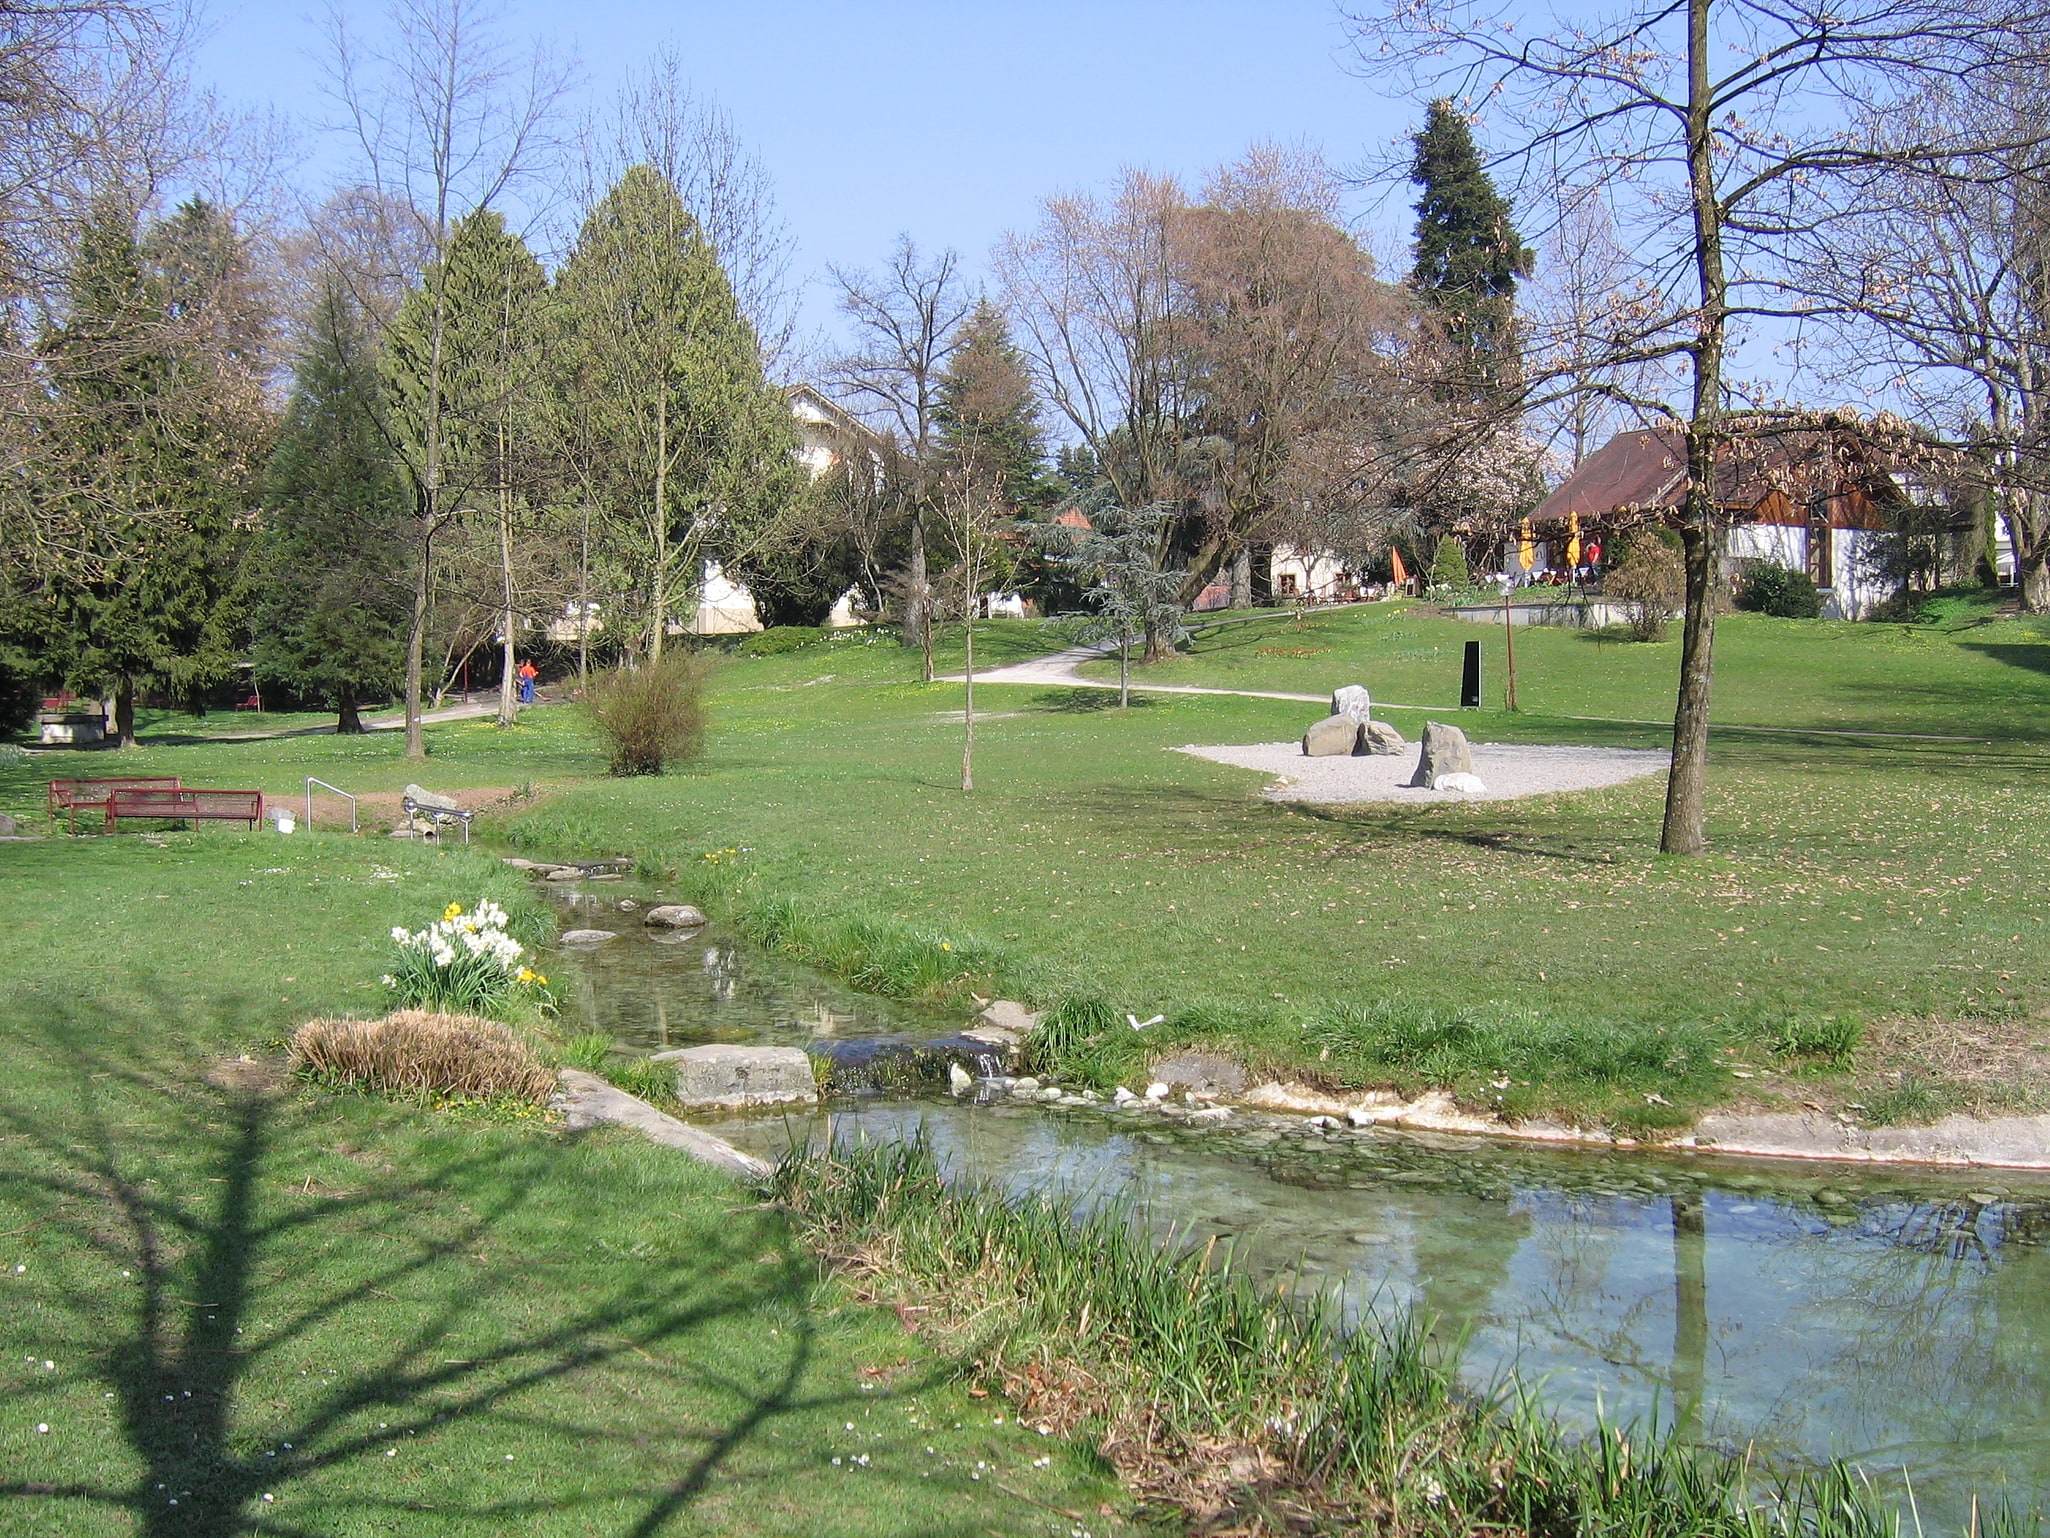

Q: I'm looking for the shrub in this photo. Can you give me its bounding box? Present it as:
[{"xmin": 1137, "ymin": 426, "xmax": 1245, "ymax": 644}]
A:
[
  {"xmin": 1735, "ymin": 562, "xmax": 1823, "ymax": 618},
  {"xmin": 291, "ymin": 1011, "xmax": 558, "ymax": 1102},
  {"xmin": 558, "ymin": 1032, "xmax": 616, "ymax": 1072},
  {"xmin": 586, "ymin": 653, "xmax": 709, "ymax": 776},
  {"xmin": 738, "ymin": 625, "xmax": 824, "ymax": 657},
  {"xmin": 383, "ymin": 898, "xmax": 554, "ymax": 1019},
  {"xmin": 1605, "ymin": 538, "xmax": 1686, "ymax": 640},
  {"xmin": 1427, "ymin": 534, "xmax": 1470, "ymax": 591}
]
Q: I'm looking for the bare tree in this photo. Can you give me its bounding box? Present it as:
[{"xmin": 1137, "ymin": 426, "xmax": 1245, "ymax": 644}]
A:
[
  {"xmin": 1523, "ymin": 191, "xmax": 1663, "ymax": 471},
  {"xmin": 1348, "ymin": 0, "xmax": 2050, "ymax": 855},
  {"xmin": 322, "ymin": 0, "xmax": 568, "ymax": 757},
  {"xmin": 1808, "ymin": 78, "xmax": 2050, "ymax": 606},
  {"xmin": 997, "ymin": 170, "xmax": 1192, "ymax": 519},
  {"xmin": 827, "ymin": 236, "xmax": 972, "ymax": 663}
]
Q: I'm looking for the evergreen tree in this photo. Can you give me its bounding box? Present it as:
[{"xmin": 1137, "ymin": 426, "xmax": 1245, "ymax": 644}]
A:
[
  {"xmin": 934, "ymin": 300, "xmax": 1049, "ymax": 511},
  {"xmin": 34, "ymin": 198, "xmax": 269, "ymax": 744},
  {"xmin": 252, "ymin": 278, "xmax": 410, "ymax": 731},
  {"xmin": 552, "ymin": 164, "xmax": 799, "ymax": 658},
  {"xmin": 1409, "ymin": 100, "xmax": 1531, "ymax": 397},
  {"xmin": 383, "ymin": 210, "xmax": 552, "ymax": 717}
]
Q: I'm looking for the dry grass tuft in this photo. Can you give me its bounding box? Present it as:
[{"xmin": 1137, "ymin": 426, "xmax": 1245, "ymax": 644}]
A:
[{"xmin": 291, "ymin": 1010, "xmax": 558, "ymax": 1103}]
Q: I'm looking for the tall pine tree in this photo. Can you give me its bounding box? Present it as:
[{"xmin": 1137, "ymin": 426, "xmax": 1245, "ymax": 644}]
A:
[
  {"xmin": 1409, "ymin": 100, "xmax": 1531, "ymax": 399},
  {"xmin": 253, "ymin": 277, "xmax": 410, "ymax": 731},
  {"xmin": 933, "ymin": 300, "xmax": 1049, "ymax": 512},
  {"xmin": 552, "ymin": 164, "xmax": 798, "ymax": 657}
]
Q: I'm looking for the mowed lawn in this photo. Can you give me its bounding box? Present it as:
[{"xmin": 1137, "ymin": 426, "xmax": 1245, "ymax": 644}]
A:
[
  {"xmin": 491, "ymin": 610, "xmax": 2050, "ymax": 1126},
  {"xmin": 0, "ymin": 835, "xmax": 1121, "ymax": 1536},
  {"xmin": 7, "ymin": 597, "xmax": 2050, "ymax": 1127}
]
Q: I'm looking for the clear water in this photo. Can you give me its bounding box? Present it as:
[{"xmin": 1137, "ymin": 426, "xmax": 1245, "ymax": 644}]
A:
[{"xmin": 546, "ymin": 894, "xmax": 2050, "ymax": 1527}]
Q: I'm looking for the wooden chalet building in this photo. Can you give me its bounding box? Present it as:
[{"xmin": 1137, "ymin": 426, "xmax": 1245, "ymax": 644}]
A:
[{"xmin": 1529, "ymin": 422, "xmax": 1945, "ymax": 619}]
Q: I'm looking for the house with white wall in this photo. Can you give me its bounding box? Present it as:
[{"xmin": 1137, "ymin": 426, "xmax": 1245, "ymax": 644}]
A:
[{"xmin": 1528, "ymin": 422, "xmax": 1939, "ymax": 618}]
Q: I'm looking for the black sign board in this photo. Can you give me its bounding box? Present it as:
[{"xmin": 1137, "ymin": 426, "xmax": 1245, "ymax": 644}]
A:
[{"xmin": 1460, "ymin": 640, "xmax": 1482, "ymax": 709}]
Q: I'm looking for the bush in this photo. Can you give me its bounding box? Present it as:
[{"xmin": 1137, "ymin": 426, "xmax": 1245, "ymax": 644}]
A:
[
  {"xmin": 586, "ymin": 653, "xmax": 709, "ymax": 776},
  {"xmin": 290, "ymin": 1010, "xmax": 558, "ymax": 1102},
  {"xmin": 1427, "ymin": 535, "xmax": 1470, "ymax": 590},
  {"xmin": 1734, "ymin": 563, "xmax": 1823, "ymax": 618},
  {"xmin": 1604, "ymin": 538, "xmax": 1686, "ymax": 640},
  {"xmin": 738, "ymin": 624, "xmax": 824, "ymax": 657}
]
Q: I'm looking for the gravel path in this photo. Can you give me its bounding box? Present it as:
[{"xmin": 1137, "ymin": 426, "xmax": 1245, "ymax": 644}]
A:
[{"xmin": 1178, "ymin": 740, "xmax": 1670, "ymax": 804}]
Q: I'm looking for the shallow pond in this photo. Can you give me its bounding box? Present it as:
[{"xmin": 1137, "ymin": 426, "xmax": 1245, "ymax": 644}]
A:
[{"xmin": 546, "ymin": 892, "xmax": 2050, "ymax": 1528}]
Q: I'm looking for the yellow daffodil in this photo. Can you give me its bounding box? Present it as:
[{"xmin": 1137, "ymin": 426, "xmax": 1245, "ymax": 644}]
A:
[{"xmin": 442, "ymin": 901, "xmax": 463, "ymax": 922}]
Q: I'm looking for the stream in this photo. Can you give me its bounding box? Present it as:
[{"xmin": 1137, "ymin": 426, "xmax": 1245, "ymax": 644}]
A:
[{"xmin": 547, "ymin": 888, "xmax": 2050, "ymax": 1527}]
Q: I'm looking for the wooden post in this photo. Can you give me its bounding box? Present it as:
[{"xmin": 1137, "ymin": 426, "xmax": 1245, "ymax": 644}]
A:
[{"xmin": 1503, "ymin": 587, "xmax": 1520, "ymax": 712}]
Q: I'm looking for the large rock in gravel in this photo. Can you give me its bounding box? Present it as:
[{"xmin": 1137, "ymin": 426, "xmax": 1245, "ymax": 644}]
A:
[
  {"xmin": 1330, "ymin": 684, "xmax": 1372, "ymax": 723},
  {"xmin": 1302, "ymin": 715, "xmax": 1360, "ymax": 757},
  {"xmin": 1434, "ymin": 772, "xmax": 1487, "ymax": 795},
  {"xmin": 1408, "ymin": 721, "xmax": 1473, "ymax": 787},
  {"xmin": 404, "ymin": 783, "xmax": 461, "ymax": 811},
  {"xmin": 643, "ymin": 904, "xmax": 707, "ymax": 929},
  {"xmin": 651, "ymin": 1044, "xmax": 816, "ymax": 1107},
  {"xmin": 1361, "ymin": 720, "xmax": 1406, "ymax": 756}
]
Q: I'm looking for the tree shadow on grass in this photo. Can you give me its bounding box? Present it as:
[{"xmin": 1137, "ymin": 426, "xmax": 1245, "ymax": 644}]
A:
[
  {"xmin": 0, "ymin": 993, "xmax": 966, "ymax": 1536},
  {"xmin": 1025, "ymin": 689, "xmax": 1157, "ymax": 714}
]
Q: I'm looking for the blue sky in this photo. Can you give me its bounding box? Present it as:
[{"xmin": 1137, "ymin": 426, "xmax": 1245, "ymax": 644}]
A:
[{"xmin": 196, "ymin": 1, "xmax": 1424, "ymax": 358}]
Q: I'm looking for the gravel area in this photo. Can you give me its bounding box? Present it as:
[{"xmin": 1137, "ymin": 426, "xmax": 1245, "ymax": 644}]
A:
[{"xmin": 1178, "ymin": 739, "xmax": 1670, "ymax": 804}]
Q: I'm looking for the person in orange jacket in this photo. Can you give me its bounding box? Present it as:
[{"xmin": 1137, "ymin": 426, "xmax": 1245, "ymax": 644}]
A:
[{"xmin": 517, "ymin": 659, "xmax": 538, "ymax": 705}]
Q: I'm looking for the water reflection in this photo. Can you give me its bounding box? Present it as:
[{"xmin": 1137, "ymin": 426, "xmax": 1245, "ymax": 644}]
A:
[
  {"xmin": 701, "ymin": 1100, "xmax": 2050, "ymax": 1527},
  {"xmin": 543, "ymin": 894, "xmax": 2049, "ymax": 1527}
]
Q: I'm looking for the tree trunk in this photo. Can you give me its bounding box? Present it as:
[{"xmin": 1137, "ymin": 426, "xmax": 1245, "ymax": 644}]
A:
[
  {"xmin": 497, "ymin": 478, "xmax": 518, "ymax": 726},
  {"xmin": 577, "ymin": 503, "xmax": 591, "ymax": 692},
  {"xmin": 404, "ymin": 530, "xmax": 431, "ymax": 759},
  {"xmin": 904, "ymin": 508, "xmax": 929, "ymax": 661},
  {"xmin": 1119, "ymin": 632, "xmax": 1130, "ymax": 707},
  {"xmin": 114, "ymin": 674, "xmax": 136, "ymax": 749},
  {"xmin": 2004, "ymin": 495, "xmax": 2050, "ymax": 611},
  {"xmin": 961, "ymin": 606, "xmax": 975, "ymax": 791},
  {"xmin": 1231, "ymin": 547, "xmax": 1251, "ymax": 608},
  {"xmin": 336, "ymin": 681, "xmax": 363, "ymax": 734},
  {"xmin": 650, "ymin": 393, "xmax": 668, "ymax": 663},
  {"xmin": 1658, "ymin": 0, "xmax": 1726, "ymax": 858}
]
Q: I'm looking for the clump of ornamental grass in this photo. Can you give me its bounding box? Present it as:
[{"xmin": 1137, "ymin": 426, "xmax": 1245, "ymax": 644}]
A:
[
  {"xmin": 585, "ymin": 653, "xmax": 710, "ymax": 776},
  {"xmin": 383, "ymin": 898, "xmax": 555, "ymax": 1020},
  {"xmin": 768, "ymin": 1138, "xmax": 2021, "ymax": 1538},
  {"xmin": 290, "ymin": 1011, "xmax": 558, "ymax": 1103}
]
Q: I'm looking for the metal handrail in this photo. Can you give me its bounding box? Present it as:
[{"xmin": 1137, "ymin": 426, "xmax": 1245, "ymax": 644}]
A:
[{"xmin": 304, "ymin": 777, "xmax": 357, "ymax": 833}]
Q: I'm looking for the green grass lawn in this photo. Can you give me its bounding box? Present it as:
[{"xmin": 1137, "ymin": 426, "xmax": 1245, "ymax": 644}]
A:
[
  {"xmin": 10, "ymin": 604, "xmax": 2050, "ymax": 1131},
  {"xmin": 0, "ymin": 835, "xmax": 1121, "ymax": 1535},
  {"xmin": 1092, "ymin": 598, "xmax": 2050, "ymax": 742}
]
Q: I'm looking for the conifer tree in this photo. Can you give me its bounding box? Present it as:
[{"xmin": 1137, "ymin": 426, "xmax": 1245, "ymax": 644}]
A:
[
  {"xmin": 552, "ymin": 163, "xmax": 799, "ymax": 658},
  {"xmin": 252, "ymin": 278, "xmax": 409, "ymax": 732},
  {"xmin": 383, "ymin": 209, "xmax": 550, "ymax": 721},
  {"xmin": 1409, "ymin": 100, "xmax": 1531, "ymax": 397},
  {"xmin": 34, "ymin": 197, "xmax": 269, "ymax": 744},
  {"xmin": 934, "ymin": 300, "xmax": 1049, "ymax": 512}
]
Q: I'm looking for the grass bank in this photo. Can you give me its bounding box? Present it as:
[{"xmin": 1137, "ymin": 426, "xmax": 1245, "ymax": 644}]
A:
[
  {"xmin": 14, "ymin": 605, "xmax": 2050, "ymax": 1131},
  {"xmin": 500, "ymin": 620, "xmax": 2050, "ymax": 1131},
  {"xmin": 0, "ymin": 832, "xmax": 1120, "ymax": 1534},
  {"xmin": 772, "ymin": 1136, "xmax": 2029, "ymax": 1537}
]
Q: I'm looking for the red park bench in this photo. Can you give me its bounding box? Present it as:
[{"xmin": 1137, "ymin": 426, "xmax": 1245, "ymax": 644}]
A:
[
  {"xmin": 48, "ymin": 777, "xmax": 182, "ymax": 832},
  {"xmin": 105, "ymin": 787, "xmax": 264, "ymax": 832}
]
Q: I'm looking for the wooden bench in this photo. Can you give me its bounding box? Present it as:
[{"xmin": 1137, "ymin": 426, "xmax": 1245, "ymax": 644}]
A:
[
  {"xmin": 48, "ymin": 777, "xmax": 182, "ymax": 832},
  {"xmin": 105, "ymin": 788, "xmax": 264, "ymax": 832}
]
